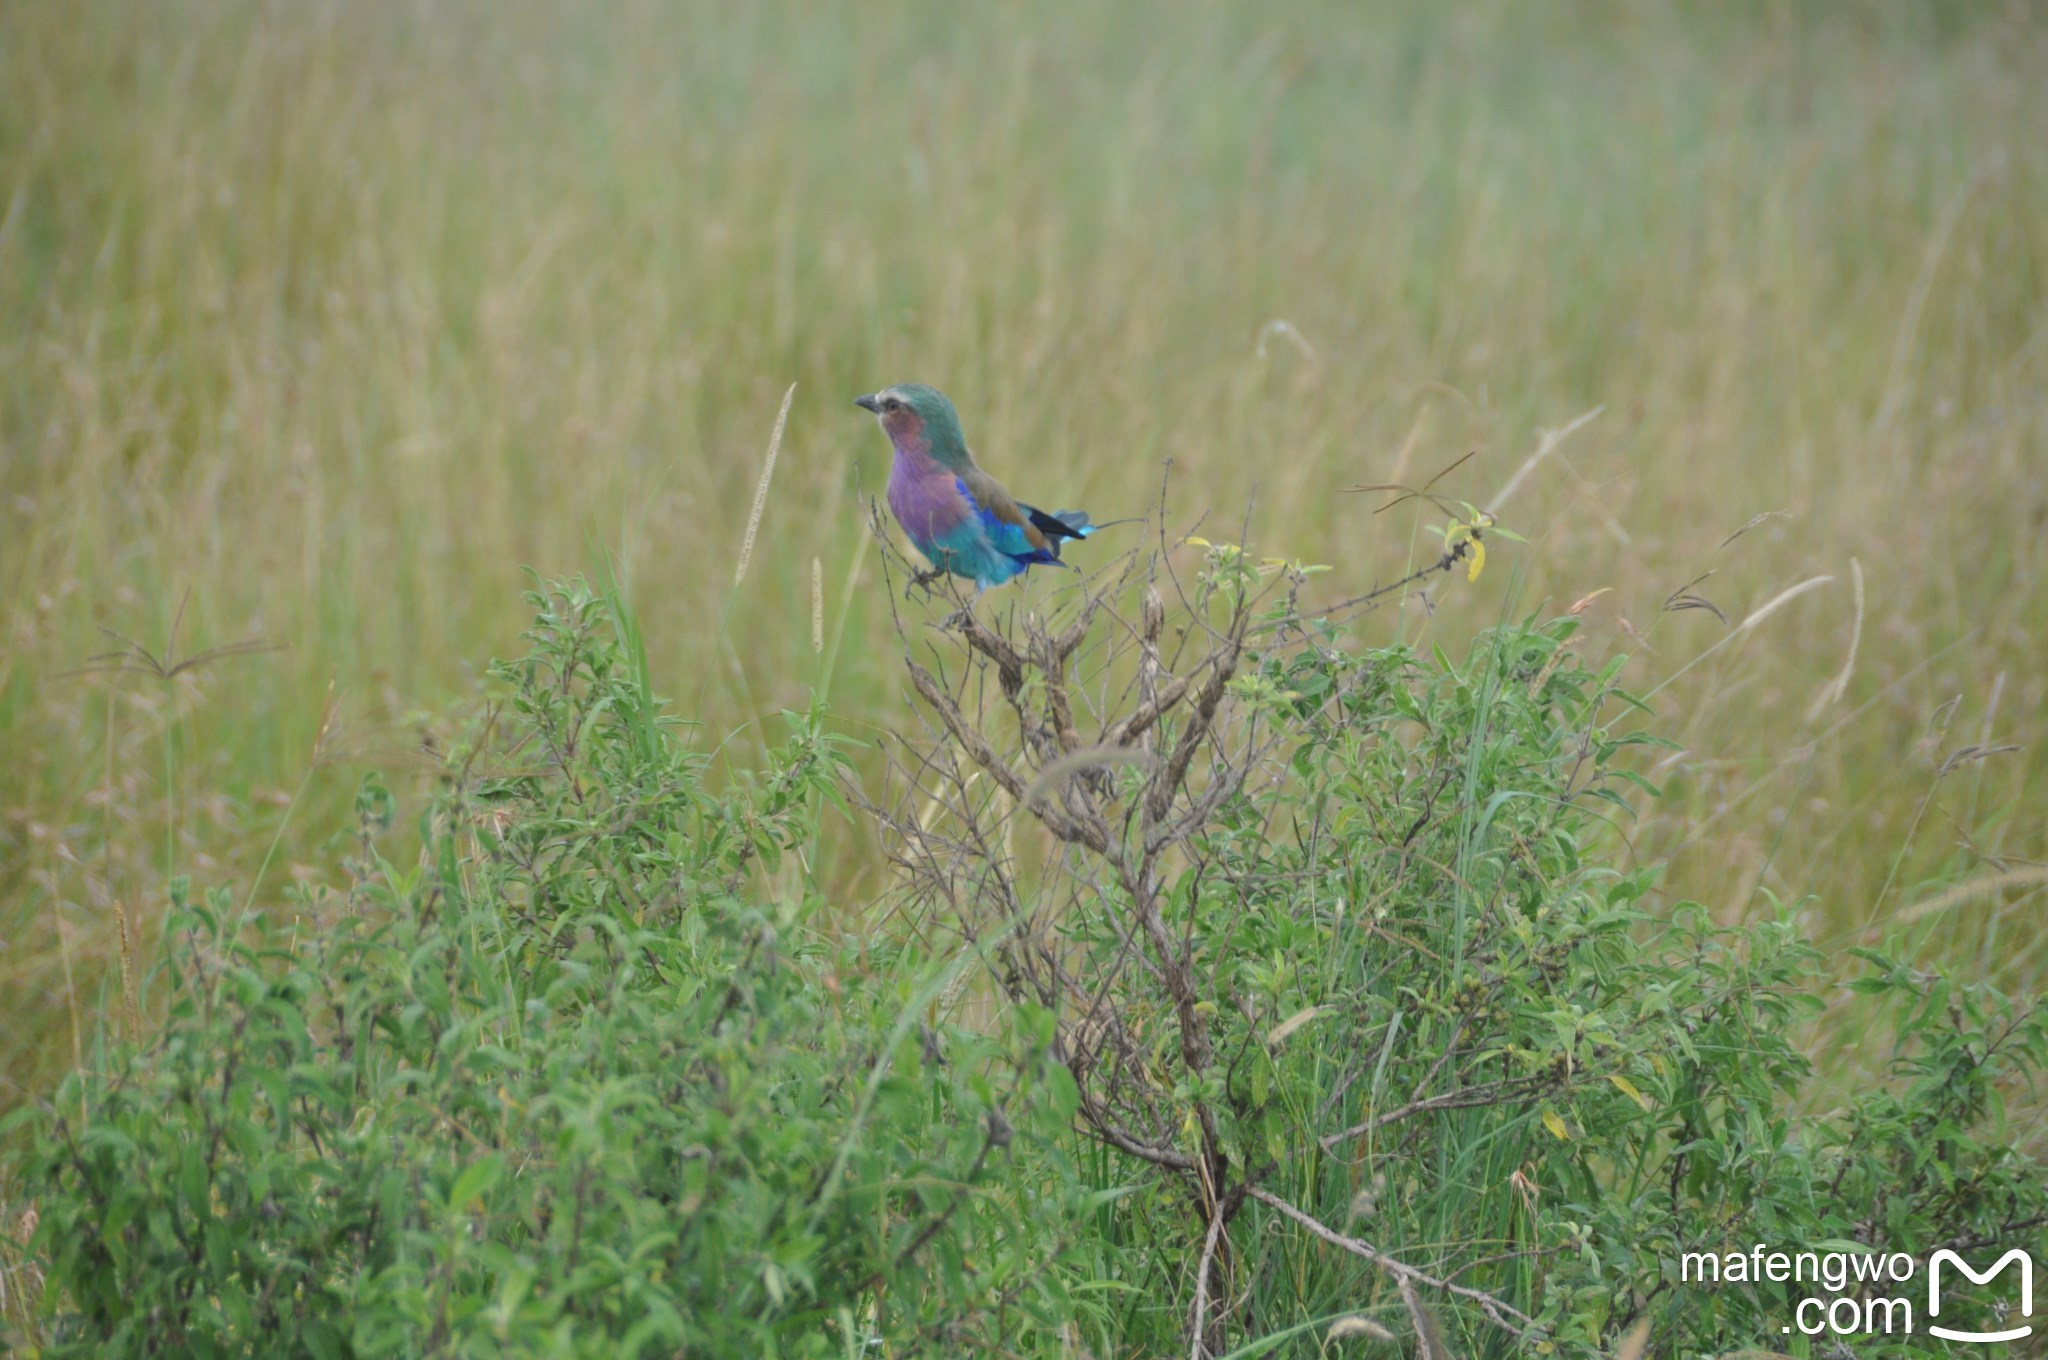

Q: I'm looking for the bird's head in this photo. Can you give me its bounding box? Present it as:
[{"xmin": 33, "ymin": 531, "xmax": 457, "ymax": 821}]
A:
[{"xmin": 854, "ymin": 383, "xmax": 968, "ymax": 467}]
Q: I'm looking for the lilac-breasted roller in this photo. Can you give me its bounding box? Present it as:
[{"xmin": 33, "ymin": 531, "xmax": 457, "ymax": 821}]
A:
[{"xmin": 855, "ymin": 383, "xmax": 1107, "ymax": 589}]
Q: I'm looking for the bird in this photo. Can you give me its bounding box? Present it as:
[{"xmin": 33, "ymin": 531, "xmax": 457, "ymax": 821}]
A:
[{"xmin": 854, "ymin": 383, "xmax": 1111, "ymax": 589}]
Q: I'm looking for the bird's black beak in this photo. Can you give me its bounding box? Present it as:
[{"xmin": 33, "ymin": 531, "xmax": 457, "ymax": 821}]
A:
[{"xmin": 853, "ymin": 393, "xmax": 882, "ymax": 413}]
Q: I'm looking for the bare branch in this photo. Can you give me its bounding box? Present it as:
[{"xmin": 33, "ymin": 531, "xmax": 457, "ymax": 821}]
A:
[
  {"xmin": 904, "ymin": 657, "xmax": 1104, "ymax": 852},
  {"xmin": 1319, "ymin": 1073, "xmax": 1557, "ymax": 1152},
  {"xmin": 1246, "ymin": 1186, "xmax": 1539, "ymax": 1338}
]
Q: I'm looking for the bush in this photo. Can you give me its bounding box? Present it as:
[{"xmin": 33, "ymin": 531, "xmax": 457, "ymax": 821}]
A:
[
  {"xmin": 9, "ymin": 557, "xmax": 2045, "ymax": 1358},
  {"xmin": 7, "ymin": 580, "xmax": 1092, "ymax": 1358}
]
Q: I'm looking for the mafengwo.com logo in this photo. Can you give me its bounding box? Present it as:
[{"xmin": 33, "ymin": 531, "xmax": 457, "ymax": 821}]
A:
[
  {"xmin": 1929, "ymin": 1250, "xmax": 2033, "ymax": 1345},
  {"xmin": 1679, "ymin": 1243, "xmax": 2033, "ymax": 1343}
]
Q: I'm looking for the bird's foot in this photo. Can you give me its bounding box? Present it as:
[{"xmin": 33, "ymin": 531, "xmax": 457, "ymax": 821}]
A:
[{"xmin": 904, "ymin": 566, "xmax": 948, "ymax": 601}]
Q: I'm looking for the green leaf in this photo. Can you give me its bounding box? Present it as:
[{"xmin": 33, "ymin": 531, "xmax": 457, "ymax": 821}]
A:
[
  {"xmin": 449, "ymin": 1154, "xmax": 504, "ymax": 1212},
  {"xmin": 1045, "ymin": 1063, "xmax": 1082, "ymax": 1123}
]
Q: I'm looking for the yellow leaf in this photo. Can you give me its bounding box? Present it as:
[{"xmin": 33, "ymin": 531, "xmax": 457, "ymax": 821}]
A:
[
  {"xmin": 1184, "ymin": 536, "xmax": 1211, "ymax": 548},
  {"xmin": 1467, "ymin": 537, "xmax": 1487, "ymax": 582},
  {"xmin": 1541, "ymin": 1108, "xmax": 1569, "ymax": 1141},
  {"xmin": 1608, "ymin": 1074, "xmax": 1653, "ymax": 1111}
]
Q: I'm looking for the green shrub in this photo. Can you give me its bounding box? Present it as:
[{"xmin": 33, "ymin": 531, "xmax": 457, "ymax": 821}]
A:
[
  {"xmin": 7, "ymin": 580, "xmax": 1094, "ymax": 1358},
  {"xmin": 10, "ymin": 558, "xmax": 2045, "ymax": 1358}
]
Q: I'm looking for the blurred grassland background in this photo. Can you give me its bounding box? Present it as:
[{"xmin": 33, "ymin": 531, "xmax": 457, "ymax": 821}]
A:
[{"xmin": 1, "ymin": 0, "xmax": 2044, "ymax": 1107}]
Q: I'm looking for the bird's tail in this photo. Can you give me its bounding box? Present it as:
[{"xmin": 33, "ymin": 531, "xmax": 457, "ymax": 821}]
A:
[
  {"xmin": 1029, "ymin": 508, "xmax": 1143, "ymax": 541},
  {"xmin": 1022, "ymin": 506, "xmax": 1139, "ymax": 567}
]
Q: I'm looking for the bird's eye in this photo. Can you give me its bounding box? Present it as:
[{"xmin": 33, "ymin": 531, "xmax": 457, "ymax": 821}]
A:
[{"xmin": 884, "ymin": 398, "xmax": 902, "ymax": 412}]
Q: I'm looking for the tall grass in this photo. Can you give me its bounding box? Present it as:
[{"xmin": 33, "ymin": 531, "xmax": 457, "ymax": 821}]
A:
[{"xmin": 2, "ymin": 0, "xmax": 2044, "ymax": 1105}]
